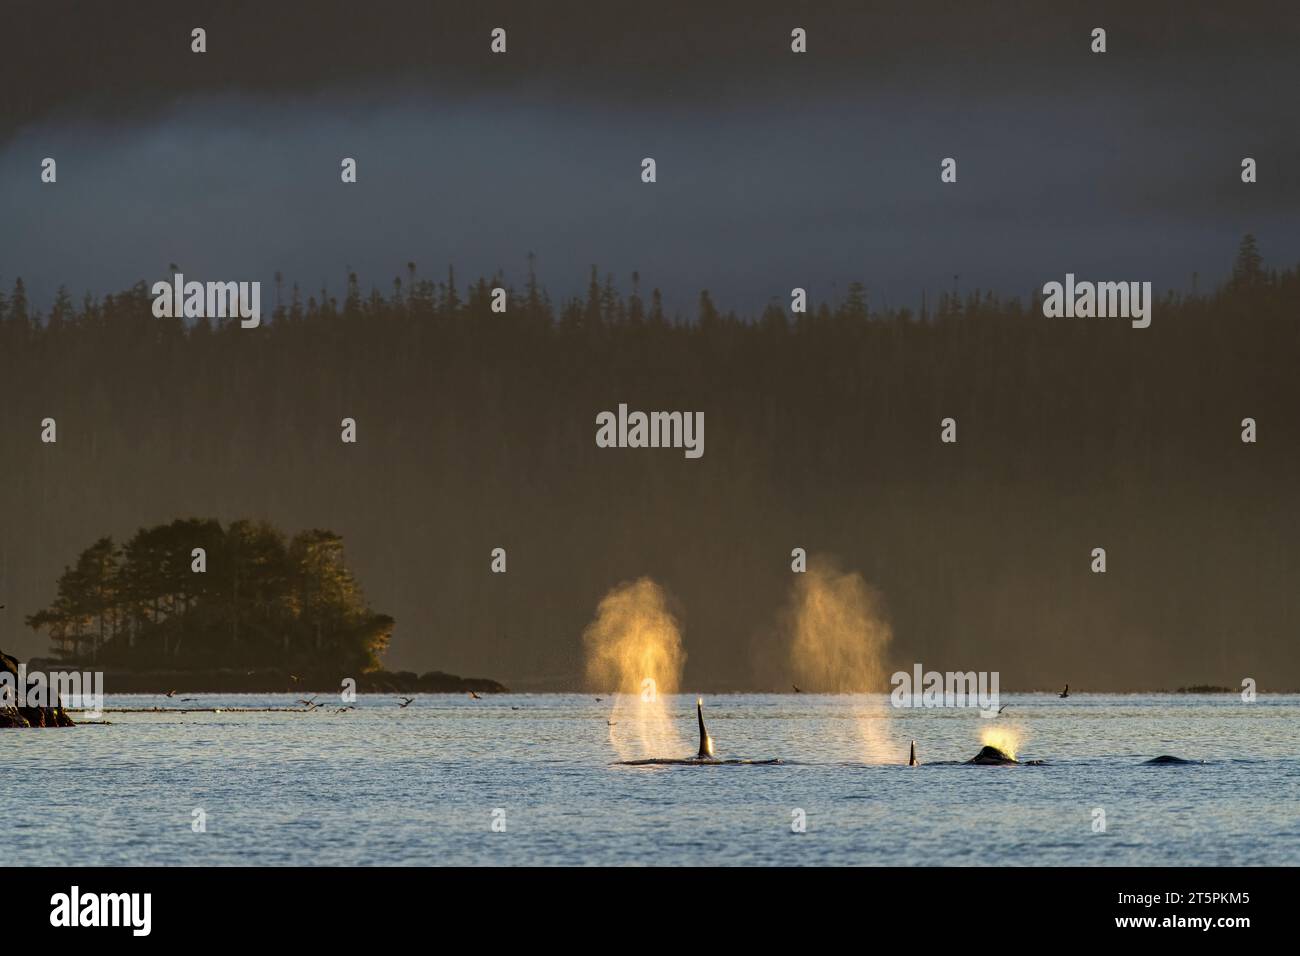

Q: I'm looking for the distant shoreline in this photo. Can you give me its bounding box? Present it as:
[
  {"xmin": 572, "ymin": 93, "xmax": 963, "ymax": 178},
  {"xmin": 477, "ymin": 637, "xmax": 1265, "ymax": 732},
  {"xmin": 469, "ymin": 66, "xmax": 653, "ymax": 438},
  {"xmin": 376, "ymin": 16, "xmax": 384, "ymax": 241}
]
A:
[
  {"xmin": 28, "ymin": 662, "xmax": 507, "ymax": 695},
  {"xmin": 18, "ymin": 660, "xmax": 1271, "ymax": 696}
]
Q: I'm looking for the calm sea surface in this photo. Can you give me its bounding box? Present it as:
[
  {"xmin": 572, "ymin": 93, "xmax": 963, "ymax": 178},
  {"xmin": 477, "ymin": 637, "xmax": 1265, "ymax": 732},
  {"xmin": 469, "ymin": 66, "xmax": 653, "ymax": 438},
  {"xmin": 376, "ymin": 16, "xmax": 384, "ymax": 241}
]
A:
[{"xmin": 4, "ymin": 693, "xmax": 1296, "ymax": 866}]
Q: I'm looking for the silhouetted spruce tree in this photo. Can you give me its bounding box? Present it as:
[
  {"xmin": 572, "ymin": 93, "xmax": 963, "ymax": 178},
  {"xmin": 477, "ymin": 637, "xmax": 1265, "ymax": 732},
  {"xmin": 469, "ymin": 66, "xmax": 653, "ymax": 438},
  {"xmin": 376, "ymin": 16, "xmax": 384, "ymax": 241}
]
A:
[{"xmin": 27, "ymin": 520, "xmax": 390, "ymax": 672}]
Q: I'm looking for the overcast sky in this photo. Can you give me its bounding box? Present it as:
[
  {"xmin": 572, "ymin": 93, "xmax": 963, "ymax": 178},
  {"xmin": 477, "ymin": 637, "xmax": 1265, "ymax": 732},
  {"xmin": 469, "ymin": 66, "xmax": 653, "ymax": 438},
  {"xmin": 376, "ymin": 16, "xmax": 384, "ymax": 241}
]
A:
[{"xmin": 2, "ymin": 0, "xmax": 1297, "ymax": 314}]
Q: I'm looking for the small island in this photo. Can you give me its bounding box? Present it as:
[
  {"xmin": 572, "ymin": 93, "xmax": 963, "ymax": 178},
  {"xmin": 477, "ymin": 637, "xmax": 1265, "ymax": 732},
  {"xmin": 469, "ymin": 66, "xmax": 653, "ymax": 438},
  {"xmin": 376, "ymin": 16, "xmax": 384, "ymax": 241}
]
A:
[
  {"xmin": 1, "ymin": 647, "xmax": 76, "ymax": 727},
  {"xmin": 23, "ymin": 518, "xmax": 505, "ymax": 694}
]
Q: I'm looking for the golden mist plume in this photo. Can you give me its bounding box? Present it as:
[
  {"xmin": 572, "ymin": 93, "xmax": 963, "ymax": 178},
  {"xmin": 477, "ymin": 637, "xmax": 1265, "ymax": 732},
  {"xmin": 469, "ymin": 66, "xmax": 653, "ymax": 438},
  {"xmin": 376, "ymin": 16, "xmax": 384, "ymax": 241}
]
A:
[
  {"xmin": 786, "ymin": 556, "xmax": 893, "ymax": 693},
  {"xmin": 783, "ymin": 555, "xmax": 897, "ymax": 763},
  {"xmin": 980, "ymin": 724, "xmax": 1024, "ymax": 761},
  {"xmin": 583, "ymin": 577, "xmax": 686, "ymax": 760}
]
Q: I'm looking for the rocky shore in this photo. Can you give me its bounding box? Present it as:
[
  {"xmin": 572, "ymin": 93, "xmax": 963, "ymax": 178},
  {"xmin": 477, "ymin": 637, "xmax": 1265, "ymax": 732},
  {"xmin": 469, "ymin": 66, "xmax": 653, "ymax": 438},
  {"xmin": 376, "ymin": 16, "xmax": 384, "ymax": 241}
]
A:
[{"xmin": 0, "ymin": 648, "xmax": 76, "ymax": 727}]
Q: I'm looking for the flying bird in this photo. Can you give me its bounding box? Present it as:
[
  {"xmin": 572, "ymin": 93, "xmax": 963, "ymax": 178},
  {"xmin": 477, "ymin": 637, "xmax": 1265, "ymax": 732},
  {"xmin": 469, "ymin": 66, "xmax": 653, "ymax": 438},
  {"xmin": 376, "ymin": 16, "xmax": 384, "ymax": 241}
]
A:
[
  {"xmin": 164, "ymin": 690, "xmax": 177, "ymax": 698},
  {"xmin": 1059, "ymin": 684, "xmax": 1070, "ymax": 699},
  {"xmin": 398, "ymin": 697, "xmax": 414, "ymax": 708},
  {"xmin": 792, "ymin": 684, "xmax": 803, "ymax": 694},
  {"xmin": 468, "ymin": 691, "xmax": 482, "ymax": 700},
  {"xmin": 998, "ymin": 703, "xmax": 1012, "ymax": 715}
]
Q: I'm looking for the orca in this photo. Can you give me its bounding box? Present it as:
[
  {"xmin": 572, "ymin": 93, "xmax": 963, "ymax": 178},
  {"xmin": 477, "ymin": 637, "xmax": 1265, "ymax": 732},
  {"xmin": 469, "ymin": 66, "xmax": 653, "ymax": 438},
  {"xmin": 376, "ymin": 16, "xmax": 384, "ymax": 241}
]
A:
[
  {"xmin": 617, "ymin": 697, "xmax": 780, "ymax": 766},
  {"xmin": 966, "ymin": 745, "xmax": 1043, "ymax": 766},
  {"xmin": 967, "ymin": 745, "xmax": 1018, "ymax": 765},
  {"xmin": 696, "ymin": 697, "xmax": 713, "ymax": 758},
  {"xmin": 900, "ymin": 742, "xmax": 1042, "ymax": 766}
]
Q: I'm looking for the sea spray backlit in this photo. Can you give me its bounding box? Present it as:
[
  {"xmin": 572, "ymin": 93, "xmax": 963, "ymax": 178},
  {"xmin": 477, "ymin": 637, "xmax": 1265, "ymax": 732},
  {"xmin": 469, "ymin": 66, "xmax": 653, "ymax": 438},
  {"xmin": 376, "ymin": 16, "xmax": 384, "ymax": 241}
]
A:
[
  {"xmin": 784, "ymin": 556, "xmax": 895, "ymax": 763},
  {"xmin": 582, "ymin": 578, "xmax": 686, "ymax": 760},
  {"xmin": 980, "ymin": 725, "xmax": 1023, "ymax": 762}
]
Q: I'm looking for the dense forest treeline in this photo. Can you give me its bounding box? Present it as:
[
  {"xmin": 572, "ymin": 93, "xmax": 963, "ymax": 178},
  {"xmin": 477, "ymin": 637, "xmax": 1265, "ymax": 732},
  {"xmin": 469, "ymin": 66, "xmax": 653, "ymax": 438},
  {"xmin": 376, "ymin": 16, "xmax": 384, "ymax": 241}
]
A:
[
  {"xmin": 24, "ymin": 519, "xmax": 392, "ymax": 673},
  {"xmin": 2, "ymin": 236, "xmax": 1298, "ymax": 689}
]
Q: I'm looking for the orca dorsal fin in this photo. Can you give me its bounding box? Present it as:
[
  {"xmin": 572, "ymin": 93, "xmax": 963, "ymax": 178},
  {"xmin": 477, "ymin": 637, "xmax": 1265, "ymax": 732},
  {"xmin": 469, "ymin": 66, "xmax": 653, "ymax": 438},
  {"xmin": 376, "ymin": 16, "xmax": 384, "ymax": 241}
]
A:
[
  {"xmin": 696, "ymin": 697, "xmax": 713, "ymax": 758},
  {"xmin": 909, "ymin": 739, "xmax": 917, "ymax": 766}
]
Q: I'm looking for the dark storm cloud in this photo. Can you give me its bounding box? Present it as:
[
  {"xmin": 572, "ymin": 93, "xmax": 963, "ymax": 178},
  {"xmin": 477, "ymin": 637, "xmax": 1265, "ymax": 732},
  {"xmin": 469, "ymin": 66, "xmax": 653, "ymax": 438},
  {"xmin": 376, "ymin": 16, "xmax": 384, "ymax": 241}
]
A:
[
  {"xmin": 3, "ymin": 83, "xmax": 1297, "ymax": 315},
  {"xmin": 4, "ymin": 0, "xmax": 1299, "ymax": 140},
  {"xmin": 1, "ymin": 0, "xmax": 1297, "ymax": 310}
]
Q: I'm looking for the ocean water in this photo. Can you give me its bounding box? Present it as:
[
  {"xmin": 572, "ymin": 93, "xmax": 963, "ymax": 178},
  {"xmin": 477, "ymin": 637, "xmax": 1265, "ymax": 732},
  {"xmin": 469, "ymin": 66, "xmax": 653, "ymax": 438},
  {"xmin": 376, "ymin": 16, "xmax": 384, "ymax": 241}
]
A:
[{"xmin": 3, "ymin": 693, "xmax": 1297, "ymax": 866}]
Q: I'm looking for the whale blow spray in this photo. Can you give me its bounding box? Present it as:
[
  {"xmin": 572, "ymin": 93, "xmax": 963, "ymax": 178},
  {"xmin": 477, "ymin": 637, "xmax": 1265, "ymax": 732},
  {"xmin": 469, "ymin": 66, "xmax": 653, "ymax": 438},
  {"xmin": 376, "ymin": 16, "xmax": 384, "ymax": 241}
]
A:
[
  {"xmin": 583, "ymin": 577, "xmax": 686, "ymax": 761},
  {"xmin": 785, "ymin": 556, "xmax": 896, "ymax": 763}
]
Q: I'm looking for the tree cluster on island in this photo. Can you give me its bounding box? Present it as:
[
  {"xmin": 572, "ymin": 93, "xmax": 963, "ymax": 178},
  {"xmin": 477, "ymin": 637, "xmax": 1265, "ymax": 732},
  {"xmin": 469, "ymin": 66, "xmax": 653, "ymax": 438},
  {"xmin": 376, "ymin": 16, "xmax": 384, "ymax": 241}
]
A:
[{"xmin": 25, "ymin": 519, "xmax": 393, "ymax": 674}]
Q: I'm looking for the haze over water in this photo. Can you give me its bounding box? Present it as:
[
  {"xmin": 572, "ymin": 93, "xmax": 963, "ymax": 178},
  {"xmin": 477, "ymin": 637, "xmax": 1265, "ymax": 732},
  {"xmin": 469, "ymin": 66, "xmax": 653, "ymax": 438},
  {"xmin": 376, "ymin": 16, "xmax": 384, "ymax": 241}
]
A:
[{"xmin": 5, "ymin": 693, "xmax": 1296, "ymax": 866}]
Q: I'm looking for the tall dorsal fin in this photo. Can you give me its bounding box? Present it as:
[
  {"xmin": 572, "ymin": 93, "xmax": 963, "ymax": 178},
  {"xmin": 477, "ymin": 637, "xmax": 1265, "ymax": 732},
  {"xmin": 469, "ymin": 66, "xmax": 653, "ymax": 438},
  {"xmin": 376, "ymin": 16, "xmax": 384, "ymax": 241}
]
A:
[
  {"xmin": 909, "ymin": 739, "xmax": 917, "ymax": 766},
  {"xmin": 696, "ymin": 697, "xmax": 713, "ymax": 758}
]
